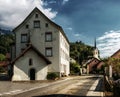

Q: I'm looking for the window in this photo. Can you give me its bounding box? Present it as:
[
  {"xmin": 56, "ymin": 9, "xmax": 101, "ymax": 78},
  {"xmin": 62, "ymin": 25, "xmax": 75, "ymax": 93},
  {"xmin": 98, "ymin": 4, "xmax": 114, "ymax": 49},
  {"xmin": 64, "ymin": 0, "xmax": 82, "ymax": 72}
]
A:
[
  {"xmin": 45, "ymin": 23, "xmax": 48, "ymax": 27},
  {"xmin": 45, "ymin": 32, "xmax": 52, "ymax": 42},
  {"xmin": 34, "ymin": 21, "xmax": 40, "ymax": 28},
  {"xmin": 45, "ymin": 47, "xmax": 52, "ymax": 57},
  {"xmin": 21, "ymin": 34, "xmax": 27, "ymax": 43},
  {"xmin": 26, "ymin": 24, "xmax": 29, "ymax": 29},
  {"xmin": 29, "ymin": 58, "xmax": 33, "ymax": 66},
  {"xmin": 35, "ymin": 14, "xmax": 38, "ymax": 18}
]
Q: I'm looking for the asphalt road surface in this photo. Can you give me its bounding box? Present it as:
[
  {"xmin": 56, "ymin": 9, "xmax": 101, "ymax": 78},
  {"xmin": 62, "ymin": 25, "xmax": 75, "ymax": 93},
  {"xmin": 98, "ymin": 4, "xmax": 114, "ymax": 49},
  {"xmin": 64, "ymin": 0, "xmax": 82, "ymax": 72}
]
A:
[{"xmin": 0, "ymin": 75, "xmax": 103, "ymax": 97}]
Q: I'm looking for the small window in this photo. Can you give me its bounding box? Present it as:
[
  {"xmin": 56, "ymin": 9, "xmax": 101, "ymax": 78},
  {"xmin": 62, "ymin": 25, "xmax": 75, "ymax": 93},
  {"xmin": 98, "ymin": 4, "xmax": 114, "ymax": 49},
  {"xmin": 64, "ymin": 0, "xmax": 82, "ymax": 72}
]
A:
[
  {"xmin": 45, "ymin": 32, "xmax": 52, "ymax": 42},
  {"xmin": 26, "ymin": 24, "xmax": 29, "ymax": 29},
  {"xmin": 21, "ymin": 34, "xmax": 28, "ymax": 43},
  {"xmin": 45, "ymin": 23, "xmax": 48, "ymax": 27},
  {"xmin": 35, "ymin": 14, "xmax": 38, "ymax": 18},
  {"xmin": 29, "ymin": 58, "xmax": 33, "ymax": 66},
  {"xmin": 34, "ymin": 21, "xmax": 40, "ymax": 28},
  {"xmin": 45, "ymin": 47, "xmax": 52, "ymax": 57}
]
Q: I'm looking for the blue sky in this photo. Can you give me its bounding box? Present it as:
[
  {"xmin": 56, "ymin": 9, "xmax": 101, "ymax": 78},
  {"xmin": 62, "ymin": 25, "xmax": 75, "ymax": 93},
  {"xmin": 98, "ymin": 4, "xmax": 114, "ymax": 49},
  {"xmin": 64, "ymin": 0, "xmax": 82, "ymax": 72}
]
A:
[{"xmin": 0, "ymin": 0, "xmax": 120, "ymax": 58}]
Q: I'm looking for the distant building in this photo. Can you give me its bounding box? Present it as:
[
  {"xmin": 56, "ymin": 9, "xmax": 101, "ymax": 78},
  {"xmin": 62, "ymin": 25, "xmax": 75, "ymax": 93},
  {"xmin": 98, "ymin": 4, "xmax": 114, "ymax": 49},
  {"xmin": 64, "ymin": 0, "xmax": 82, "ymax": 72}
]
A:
[
  {"xmin": 111, "ymin": 49, "xmax": 120, "ymax": 58},
  {"xmin": 11, "ymin": 7, "xmax": 70, "ymax": 81},
  {"xmin": 85, "ymin": 39, "xmax": 103, "ymax": 74},
  {"xmin": 93, "ymin": 38, "xmax": 100, "ymax": 60},
  {"xmin": 108, "ymin": 49, "xmax": 120, "ymax": 78}
]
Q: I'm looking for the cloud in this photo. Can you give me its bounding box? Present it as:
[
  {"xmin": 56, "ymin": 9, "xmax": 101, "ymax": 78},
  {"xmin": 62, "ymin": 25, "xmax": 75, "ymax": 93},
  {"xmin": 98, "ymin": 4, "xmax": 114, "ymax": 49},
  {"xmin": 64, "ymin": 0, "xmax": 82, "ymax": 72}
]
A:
[
  {"xmin": 66, "ymin": 27, "xmax": 72, "ymax": 31},
  {"xmin": 62, "ymin": 0, "xmax": 69, "ymax": 5},
  {"xmin": 74, "ymin": 34, "xmax": 81, "ymax": 37},
  {"xmin": 0, "ymin": 0, "xmax": 57, "ymax": 29},
  {"xmin": 97, "ymin": 30, "xmax": 120, "ymax": 58}
]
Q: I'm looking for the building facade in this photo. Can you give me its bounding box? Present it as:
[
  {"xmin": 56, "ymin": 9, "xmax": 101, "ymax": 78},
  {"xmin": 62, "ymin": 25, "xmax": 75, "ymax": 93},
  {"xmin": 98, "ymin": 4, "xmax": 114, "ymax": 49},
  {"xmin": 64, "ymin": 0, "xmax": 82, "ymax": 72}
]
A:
[{"xmin": 12, "ymin": 7, "xmax": 70, "ymax": 81}]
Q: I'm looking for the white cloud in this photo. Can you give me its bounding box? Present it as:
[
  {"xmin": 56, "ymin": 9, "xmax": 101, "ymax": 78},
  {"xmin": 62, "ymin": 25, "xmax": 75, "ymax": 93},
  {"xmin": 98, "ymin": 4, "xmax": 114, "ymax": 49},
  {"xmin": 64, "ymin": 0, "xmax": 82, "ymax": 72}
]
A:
[
  {"xmin": 97, "ymin": 30, "xmax": 120, "ymax": 58},
  {"xmin": 62, "ymin": 0, "xmax": 69, "ymax": 5},
  {"xmin": 74, "ymin": 34, "xmax": 80, "ymax": 37},
  {"xmin": 66, "ymin": 27, "xmax": 72, "ymax": 31},
  {"xmin": 0, "ymin": 0, "xmax": 57, "ymax": 28}
]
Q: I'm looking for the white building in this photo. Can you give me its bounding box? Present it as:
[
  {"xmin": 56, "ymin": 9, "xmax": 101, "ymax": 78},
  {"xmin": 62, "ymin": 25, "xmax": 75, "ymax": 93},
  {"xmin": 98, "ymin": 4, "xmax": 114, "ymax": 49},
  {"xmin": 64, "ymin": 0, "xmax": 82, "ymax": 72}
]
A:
[{"xmin": 11, "ymin": 7, "xmax": 70, "ymax": 81}]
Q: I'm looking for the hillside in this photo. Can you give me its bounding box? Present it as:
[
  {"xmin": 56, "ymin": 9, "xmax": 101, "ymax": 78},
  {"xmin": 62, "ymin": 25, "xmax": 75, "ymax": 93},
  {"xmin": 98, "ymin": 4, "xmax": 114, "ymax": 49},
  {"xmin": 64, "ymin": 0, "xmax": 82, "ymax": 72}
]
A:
[{"xmin": 0, "ymin": 28, "xmax": 14, "ymax": 55}]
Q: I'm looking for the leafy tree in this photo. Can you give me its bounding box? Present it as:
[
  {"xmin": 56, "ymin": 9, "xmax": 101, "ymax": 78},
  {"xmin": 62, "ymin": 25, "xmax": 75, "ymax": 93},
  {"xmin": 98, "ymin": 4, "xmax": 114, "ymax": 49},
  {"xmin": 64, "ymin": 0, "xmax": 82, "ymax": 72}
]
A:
[
  {"xmin": 0, "ymin": 54, "xmax": 6, "ymax": 61},
  {"xmin": 102, "ymin": 57, "xmax": 120, "ymax": 79},
  {"xmin": 0, "ymin": 33, "xmax": 14, "ymax": 54},
  {"xmin": 70, "ymin": 41, "xmax": 94, "ymax": 65},
  {"xmin": 70, "ymin": 62, "xmax": 80, "ymax": 74}
]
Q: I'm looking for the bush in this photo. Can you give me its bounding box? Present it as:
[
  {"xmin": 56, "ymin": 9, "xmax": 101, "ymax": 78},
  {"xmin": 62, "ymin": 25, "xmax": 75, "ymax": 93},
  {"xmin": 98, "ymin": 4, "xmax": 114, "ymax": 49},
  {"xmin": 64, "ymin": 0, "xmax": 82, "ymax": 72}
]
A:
[
  {"xmin": 0, "ymin": 54, "xmax": 6, "ymax": 61},
  {"xmin": 70, "ymin": 63, "xmax": 80, "ymax": 74},
  {"xmin": 47, "ymin": 72, "xmax": 59, "ymax": 80}
]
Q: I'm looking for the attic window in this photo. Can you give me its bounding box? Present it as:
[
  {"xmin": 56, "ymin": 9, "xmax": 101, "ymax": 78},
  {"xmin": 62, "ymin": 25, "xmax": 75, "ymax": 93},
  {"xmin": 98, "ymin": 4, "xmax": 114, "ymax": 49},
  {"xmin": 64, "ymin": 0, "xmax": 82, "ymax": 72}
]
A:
[
  {"xmin": 26, "ymin": 24, "xmax": 29, "ymax": 29},
  {"xmin": 34, "ymin": 21, "xmax": 40, "ymax": 28},
  {"xmin": 35, "ymin": 14, "xmax": 38, "ymax": 18}
]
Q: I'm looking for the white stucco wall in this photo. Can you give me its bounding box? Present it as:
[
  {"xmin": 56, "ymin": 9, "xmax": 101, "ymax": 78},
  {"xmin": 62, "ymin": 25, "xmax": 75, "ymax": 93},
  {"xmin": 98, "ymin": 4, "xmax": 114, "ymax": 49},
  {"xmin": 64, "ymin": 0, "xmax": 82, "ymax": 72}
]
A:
[
  {"xmin": 15, "ymin": 11, "xmax": 60, "ymax": 74},
  {"xmin": 14, "ymin": 8, "xmax": 69, "ymax": 78},
  {"xmin": 59, "ymin": 32, "xmax": 70, "ymax": 76},
  {"xmin": 12, "ymin": 49, "xmax": 48, "ymax": 81}
]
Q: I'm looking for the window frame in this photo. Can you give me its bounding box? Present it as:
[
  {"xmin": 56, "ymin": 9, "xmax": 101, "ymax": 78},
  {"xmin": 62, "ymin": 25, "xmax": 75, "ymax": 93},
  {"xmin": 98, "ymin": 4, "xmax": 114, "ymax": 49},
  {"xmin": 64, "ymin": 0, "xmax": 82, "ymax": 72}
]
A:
[
  {"xmin": 29, "ymin": 58, "xmax": 33, "ymax": 66},
  {"xmin": 35, "ymin": 14, "xmax": 38, "ymax": 18},
  {"xmin": 26, "ymin": 24, "xmax": 29, "ymax": 29},
  {"xmin": 21, "ymin": 34, "xmax": 28, "ymax": 43},
  {"xmin": 45, "ymin": 32, "xmax": 52, "ymax": 42},
  {"xmin": 45, "ymin": 23, "xmax": 48, "ymax": 28},
  {"xmin": 45, "ymin": 47, "xmax": 53, "ymax": 57},
  {"xmin": 34, "ymin": 20, "xmax": 40, "ymax": 28}
]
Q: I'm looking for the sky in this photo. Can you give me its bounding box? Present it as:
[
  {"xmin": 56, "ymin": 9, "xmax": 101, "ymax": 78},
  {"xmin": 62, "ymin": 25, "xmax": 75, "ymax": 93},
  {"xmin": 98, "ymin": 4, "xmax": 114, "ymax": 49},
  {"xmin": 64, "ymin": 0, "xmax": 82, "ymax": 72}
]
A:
[{"xmin": 0, "ymin": 0, "xmax": 120, "ymax": 58}]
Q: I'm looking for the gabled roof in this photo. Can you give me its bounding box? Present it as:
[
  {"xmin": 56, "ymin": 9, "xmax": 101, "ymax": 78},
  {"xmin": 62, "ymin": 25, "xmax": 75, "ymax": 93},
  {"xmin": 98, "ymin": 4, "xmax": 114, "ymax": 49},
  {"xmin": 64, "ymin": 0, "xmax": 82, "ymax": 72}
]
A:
[
  {"xmin": 86, "ymin": 57, "xmax": 100, "ymax": 65},
  {"xmin": 13, "ymin": 7, "xmax": 69, "ymax": 44},
  {"xmin": 11, "ymin": 44, "xmax": 51, "ymax": 65},
  {"xmin": 111, "ymin": 49, "xmax": 120, "ymax": 58}
]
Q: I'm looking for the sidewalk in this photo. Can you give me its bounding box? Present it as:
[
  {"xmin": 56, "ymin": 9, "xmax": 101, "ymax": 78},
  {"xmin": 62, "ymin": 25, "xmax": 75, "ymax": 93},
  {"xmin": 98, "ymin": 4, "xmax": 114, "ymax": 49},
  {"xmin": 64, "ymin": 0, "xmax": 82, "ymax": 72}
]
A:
[{"xmin": 86, "ymin": 77, "xmax": 104, "ymax": 97}]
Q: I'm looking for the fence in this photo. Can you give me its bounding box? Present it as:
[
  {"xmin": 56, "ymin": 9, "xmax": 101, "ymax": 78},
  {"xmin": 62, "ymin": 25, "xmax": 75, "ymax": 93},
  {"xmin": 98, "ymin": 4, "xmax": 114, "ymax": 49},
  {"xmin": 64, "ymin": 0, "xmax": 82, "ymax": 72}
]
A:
[{"xmin": 104, "ymin": 75, "xmax": 113, "ymax": 97}]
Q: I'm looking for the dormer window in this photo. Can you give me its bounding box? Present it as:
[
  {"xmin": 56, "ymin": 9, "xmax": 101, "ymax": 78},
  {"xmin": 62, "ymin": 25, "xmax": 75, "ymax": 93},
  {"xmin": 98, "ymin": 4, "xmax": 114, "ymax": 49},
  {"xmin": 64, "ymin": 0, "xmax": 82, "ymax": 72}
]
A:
[
  {"xmin": 34, "ymin": 21, "xmax": 40, "ymax": 28},
  {"xmin": 35, "ymin": 14, "xmax": 38, "ymax": 18}
]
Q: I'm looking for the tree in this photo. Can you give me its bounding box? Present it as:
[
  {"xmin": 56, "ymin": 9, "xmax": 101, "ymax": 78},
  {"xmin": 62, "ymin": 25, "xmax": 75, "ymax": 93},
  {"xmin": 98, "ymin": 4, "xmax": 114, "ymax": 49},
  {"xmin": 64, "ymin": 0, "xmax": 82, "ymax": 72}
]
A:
[
  {"xmin": 70, "ymin": 41, "xmax": 94, "ymax": 65},
  {"xmin": 0, "ymin": 33, "xmax": 14, "ymax": 54},
  {"xmin": 103, "ymin": 57, "xmax": 120, "ymax": 79},
  {"xmin": 70, "ymin": 62, "xmax": 80, "ymax": 74}
]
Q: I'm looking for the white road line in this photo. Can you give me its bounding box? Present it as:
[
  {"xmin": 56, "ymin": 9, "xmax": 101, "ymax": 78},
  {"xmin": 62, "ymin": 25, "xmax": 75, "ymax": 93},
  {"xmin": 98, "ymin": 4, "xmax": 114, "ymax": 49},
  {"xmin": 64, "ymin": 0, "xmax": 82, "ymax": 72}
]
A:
[
  {"xmin": 0, "ymin": 89, "xmax": 22, "ymax": 96},
  {"xmin": 86, "ymin": 78, "xmax": 104, "ymax": 97}
]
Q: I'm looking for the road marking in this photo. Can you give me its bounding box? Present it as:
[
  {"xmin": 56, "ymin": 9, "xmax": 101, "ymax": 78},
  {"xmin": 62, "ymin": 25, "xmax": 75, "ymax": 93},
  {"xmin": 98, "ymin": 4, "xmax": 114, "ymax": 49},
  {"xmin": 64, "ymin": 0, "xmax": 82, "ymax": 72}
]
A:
[
  {"xmin": 0, "ymin": 89, "xmax": 22, "ymax": 96},
  {"xmin": 86, "ymin": 78, "xmax": 104, "ymax": 97}
]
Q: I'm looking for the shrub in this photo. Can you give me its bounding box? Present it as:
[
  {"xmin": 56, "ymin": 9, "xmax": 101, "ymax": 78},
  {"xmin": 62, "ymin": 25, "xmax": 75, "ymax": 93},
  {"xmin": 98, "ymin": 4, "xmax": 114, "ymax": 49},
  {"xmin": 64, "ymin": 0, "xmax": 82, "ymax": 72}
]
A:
[
  {"xmin": 47, "ymin": 72, "xmax": 59, "ymax": 80},
  {"xmin": 0, "ymin": 54, "xmax": 6, "ymax": 61},
  {"xmin": 70, "ymin": 63, "xmax": 80, "ymax": 74}
]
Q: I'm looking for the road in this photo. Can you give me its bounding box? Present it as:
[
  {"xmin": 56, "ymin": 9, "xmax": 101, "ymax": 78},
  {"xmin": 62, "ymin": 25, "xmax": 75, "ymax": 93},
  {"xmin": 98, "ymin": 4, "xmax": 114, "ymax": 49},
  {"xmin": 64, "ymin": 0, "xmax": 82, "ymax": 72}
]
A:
[{"xmin": 0, "ymin": 75, "xmax": 103, "ymax": 97}]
